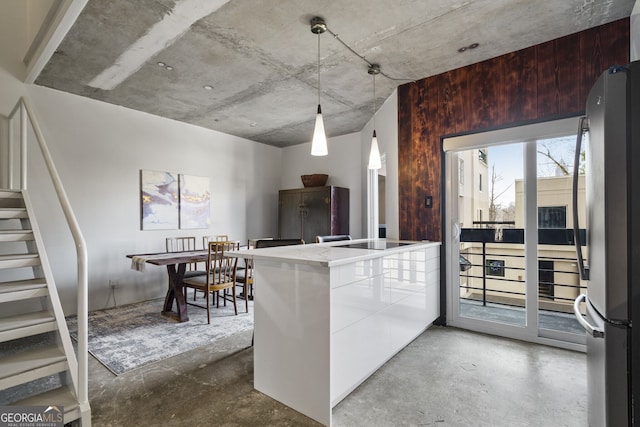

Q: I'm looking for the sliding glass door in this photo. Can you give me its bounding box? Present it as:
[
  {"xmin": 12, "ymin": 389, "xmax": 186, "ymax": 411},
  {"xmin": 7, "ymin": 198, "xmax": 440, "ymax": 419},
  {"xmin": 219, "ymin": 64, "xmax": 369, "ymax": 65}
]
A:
[{"xmin": 444, "ymin": 118, "xmax": 586, "ymax": 348}]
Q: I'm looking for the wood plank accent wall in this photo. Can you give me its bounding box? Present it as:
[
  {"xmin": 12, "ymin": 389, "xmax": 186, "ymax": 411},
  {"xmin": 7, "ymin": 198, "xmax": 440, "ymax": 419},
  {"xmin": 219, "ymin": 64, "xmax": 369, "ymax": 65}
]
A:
[{"xmin": 398, "ymin": 18, "xmax": 630, "ymax": 242}]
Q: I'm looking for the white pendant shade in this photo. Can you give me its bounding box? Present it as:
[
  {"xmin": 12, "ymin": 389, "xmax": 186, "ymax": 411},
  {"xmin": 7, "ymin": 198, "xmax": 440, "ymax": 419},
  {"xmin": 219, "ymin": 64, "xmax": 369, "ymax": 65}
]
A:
[
  {"xmin": 368, "ymin": 130, "xmax": 382, "ymax": 170},
  {"xmin": 311, "ymin": 104, "xmax": 328, "ymax": 156}
]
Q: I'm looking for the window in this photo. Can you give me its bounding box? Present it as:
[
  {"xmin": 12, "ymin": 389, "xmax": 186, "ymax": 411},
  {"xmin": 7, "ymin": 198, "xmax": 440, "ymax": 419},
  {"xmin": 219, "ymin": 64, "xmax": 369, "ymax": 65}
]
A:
[
  {"xmin": 538, "ymin": 206, "xmax": 566, "ymax": 229},
  {"xmin": 478, "ymin": 149, "xmax": 488, "ymax": 164},
  {"xmin": 539, "ymin": 260, "xmax": 555, "ymax": 298},
  {"xmin": 458, "ymin": 158, "xmax": 464, "ymax": 189},
  {"xmin": 479, "ymin": 173, "xmax": 483, "ymax": 191},
  {"xmin": 486, "ymin": 259, "xmax": 505, "ymax": 277}
]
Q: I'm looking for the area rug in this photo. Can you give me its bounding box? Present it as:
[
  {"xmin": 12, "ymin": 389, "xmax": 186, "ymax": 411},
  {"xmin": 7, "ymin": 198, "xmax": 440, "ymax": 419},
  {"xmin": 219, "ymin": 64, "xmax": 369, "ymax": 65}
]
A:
[{"xmin": 66, "ymin": 297, "xmax": 253, "ymax": 375}]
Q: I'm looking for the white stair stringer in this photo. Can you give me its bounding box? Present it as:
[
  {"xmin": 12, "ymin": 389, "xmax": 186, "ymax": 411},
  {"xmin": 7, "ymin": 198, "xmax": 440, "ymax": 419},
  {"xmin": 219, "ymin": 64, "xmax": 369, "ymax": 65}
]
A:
[{"xmin": 0, "ymin": 189, "xmax": 90, "ymax": 426}]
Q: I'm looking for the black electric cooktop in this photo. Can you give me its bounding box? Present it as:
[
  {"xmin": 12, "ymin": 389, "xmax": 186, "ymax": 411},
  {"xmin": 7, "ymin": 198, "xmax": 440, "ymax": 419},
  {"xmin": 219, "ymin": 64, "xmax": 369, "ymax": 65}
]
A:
[{"xmin": 338, "ymin": 241, "xmax": 414, "ymax": 250}]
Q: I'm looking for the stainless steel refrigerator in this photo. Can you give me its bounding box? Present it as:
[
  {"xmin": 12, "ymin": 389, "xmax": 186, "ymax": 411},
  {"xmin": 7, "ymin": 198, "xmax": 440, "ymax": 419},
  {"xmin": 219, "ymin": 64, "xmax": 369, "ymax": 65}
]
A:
[{"xmin": 573, "ymin": 61, "xmax": 640, "ymax": 427}]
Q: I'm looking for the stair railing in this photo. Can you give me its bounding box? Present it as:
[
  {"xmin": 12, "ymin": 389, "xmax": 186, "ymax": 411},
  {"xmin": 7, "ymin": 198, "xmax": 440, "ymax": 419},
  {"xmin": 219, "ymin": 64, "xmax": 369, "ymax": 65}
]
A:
[{"xmin": 6, "ymin": 96, "xmax": 89, "ymax": 415}]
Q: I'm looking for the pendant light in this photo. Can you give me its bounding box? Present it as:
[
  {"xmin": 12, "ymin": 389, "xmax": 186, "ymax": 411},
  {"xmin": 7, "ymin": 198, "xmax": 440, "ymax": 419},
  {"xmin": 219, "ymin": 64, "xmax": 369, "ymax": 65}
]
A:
[
  {"xmin": 310, "ymin": 17, "xmax": 328, "ymax": 156},
  {"xmin": 367, "ymin": 64, "xmax": 382, "ymax": 170}
]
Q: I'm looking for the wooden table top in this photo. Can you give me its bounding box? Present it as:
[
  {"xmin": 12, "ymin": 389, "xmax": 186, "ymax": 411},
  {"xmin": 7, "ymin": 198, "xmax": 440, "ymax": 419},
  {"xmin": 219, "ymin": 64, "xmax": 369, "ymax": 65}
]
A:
[{"xmin": 127, "ymin": 250, "xmax": 209, "ymax": 266}]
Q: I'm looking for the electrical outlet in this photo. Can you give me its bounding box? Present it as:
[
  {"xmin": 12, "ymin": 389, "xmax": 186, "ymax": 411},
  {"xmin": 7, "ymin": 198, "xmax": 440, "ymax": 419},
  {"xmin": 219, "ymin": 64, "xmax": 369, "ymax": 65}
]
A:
[{"xmin": 109, "ymin": 280, "xmax": 121, "ymax": 289}]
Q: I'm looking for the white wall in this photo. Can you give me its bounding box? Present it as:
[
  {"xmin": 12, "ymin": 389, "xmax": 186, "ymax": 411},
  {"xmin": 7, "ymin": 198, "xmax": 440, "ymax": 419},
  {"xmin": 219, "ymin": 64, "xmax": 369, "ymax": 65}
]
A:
[
  {"xmin": 1, "ymin": 67, "xmax": 283, "ymax": 313},
  {"xmin": 280, "ymin": 133, "xmax": 363, "ymax": 238},
  {"xmin": 360, "ymin": 90, "xmax": 399, "ymax": 239},
  {"xmin": 0, "ymin": 70, "xmax": 380, "ymax": 317}
]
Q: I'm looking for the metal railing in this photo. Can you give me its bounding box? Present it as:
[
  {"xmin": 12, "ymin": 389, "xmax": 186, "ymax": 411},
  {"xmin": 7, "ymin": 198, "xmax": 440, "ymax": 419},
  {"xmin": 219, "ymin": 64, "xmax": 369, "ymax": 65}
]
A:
[
  {"xmin": 459, "ymin": 250, "xmax": 585, "ymax": 310},
  {"xmin": 6, "ymin": 96, "xmax": 89, "ymax": 415},
  {"xmin": 459, "ymin": 227, "xmax": 587, "ymax": 314}
]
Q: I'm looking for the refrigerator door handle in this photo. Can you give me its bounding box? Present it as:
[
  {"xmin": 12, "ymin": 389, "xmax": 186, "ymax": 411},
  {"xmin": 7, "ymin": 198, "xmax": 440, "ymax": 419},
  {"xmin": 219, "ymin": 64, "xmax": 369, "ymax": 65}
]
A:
[
  {"xmin": 573, "ymin": 294, "xmax": 604, "ymax": 338},
  {"xmin": 572, "ymin": 116, "xmax": 589, "ymax": 280}
]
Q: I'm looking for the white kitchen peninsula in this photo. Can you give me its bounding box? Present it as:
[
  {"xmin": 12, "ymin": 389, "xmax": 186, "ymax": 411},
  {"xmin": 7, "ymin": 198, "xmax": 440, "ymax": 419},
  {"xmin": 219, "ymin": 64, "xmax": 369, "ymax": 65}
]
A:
[{"xmin": 235, "ymin": 239, "xmax": 441, "ymax": 426}]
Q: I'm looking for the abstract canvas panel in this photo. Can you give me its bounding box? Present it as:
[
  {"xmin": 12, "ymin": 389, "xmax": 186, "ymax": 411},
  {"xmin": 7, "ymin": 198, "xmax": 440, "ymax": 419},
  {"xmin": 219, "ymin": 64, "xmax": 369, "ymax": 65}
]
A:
[
  {"xmin": 140, "ymin": 170, "xmax": 179, "ymax": 230},
  {"xmin": 179, "ymin": 174, "xmax": 210, "ymax": 229}
]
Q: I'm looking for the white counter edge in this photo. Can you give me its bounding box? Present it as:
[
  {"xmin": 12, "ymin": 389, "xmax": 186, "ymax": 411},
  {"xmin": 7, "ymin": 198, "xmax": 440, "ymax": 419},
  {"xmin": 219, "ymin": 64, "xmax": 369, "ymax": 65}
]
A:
[{"xmin": 233, "ymin": 239, "xmax": 441, "ymax": 268}]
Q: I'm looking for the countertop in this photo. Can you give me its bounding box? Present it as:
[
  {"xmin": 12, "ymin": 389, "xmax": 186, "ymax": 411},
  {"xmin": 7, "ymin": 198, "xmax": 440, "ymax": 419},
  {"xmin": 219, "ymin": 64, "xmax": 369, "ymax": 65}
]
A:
[{"xmin": 233, "ymin": 239, "xmax": 441, "ymax": 267}]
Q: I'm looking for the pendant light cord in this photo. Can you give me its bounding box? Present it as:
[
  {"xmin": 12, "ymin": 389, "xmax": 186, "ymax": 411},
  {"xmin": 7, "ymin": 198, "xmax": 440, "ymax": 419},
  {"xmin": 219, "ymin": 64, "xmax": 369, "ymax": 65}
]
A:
[
  {"xmin": 317, "ymin": 33, "xmax": 321, "ymax": 105},
  {"xmin": 373, "ymin": 72, "xmax": 376, "ymax": 129},
  {"xmin": 325, "ymin": 27, "xmax": 414, "ymax": 82}
]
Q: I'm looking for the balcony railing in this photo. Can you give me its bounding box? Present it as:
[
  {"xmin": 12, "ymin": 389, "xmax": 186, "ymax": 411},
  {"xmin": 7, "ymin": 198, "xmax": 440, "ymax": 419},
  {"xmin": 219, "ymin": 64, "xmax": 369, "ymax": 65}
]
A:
[{"xmin": 459, "ymin": 227, "xmax": 587, "ymax": 334}]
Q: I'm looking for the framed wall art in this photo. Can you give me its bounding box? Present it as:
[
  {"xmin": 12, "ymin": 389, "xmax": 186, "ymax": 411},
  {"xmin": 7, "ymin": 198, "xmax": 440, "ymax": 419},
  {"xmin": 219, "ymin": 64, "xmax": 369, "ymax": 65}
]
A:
[
  {"xmin": 179, "ymin": 174, "xmax": 210, "ymax": 229},
  {"xmin": 140, "ymin": 170, "xmax": 179, "ymax": 230}
]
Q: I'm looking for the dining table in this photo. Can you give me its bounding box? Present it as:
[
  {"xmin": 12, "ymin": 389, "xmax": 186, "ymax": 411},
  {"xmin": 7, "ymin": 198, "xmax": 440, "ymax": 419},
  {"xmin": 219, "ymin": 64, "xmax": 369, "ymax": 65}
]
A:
[{"xmin": 127, "ymin": 250, "xmax": 209, "ymax": 322}]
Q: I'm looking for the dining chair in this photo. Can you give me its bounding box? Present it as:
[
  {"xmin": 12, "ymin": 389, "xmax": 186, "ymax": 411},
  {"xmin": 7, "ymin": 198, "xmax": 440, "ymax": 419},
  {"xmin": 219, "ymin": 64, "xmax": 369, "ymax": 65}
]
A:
[
  {"xmin": 234, "ymin": 237, "xmax": 275, "ymax": 307},
  {"xmin": 254, "ymin": 239, "xmax": 305, "ymax": 248},
  {"xmin": 202, "ymin": 234, "xmax": 229, "ymax": 248},
  {"xmin": 247, "ymin": 237, "xmax": 273, "ymax": 249},
  {"xmin": 165, "ymin": 237, "xmax": 206, "ymax": 300},
  {"xmin": 198, "ymin": 235, "xmax": 238, "ymax": 301},
  {"xmin": 247, "ymin": 238, "xmax": 304, "ymax": 345},
  {"xmin": 166, "ymin": 236, "xmax": 197, "ymax": 254},
  {"xmin": 247, "ymin": 239, "xmax": 304, "ymax": 298},
  {"xmin": 234, "ymin": 259, "xmax": 252, "ymax": 311},
  {"xmin": 315, "ymin": 234, "xmax": 352, "ymax": 243},
  {"xmin": 183, "ymin": 241, "xmax": 239, "ymax": 324},
  {"xmin": 235, "ymin": 238, "xmax": 272, "ymax": 300}
]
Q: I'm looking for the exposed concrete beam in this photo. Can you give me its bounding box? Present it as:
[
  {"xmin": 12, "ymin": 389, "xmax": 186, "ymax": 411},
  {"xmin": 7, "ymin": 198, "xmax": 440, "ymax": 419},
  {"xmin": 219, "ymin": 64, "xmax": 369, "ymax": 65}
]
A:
[
  {"xmin": 24, "ymin": 0, "xmax": 88, "ymax": 84},
  {"xmin": 88, "ymin": 0, "xmax": 231, "ymax": 90}
]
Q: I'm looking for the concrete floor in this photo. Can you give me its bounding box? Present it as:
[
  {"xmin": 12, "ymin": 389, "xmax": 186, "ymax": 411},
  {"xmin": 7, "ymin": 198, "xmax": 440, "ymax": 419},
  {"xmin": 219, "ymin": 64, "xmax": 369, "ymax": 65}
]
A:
[{"xmin": 88, "ymin": 326, "xmax": 587, "ymax": 426}]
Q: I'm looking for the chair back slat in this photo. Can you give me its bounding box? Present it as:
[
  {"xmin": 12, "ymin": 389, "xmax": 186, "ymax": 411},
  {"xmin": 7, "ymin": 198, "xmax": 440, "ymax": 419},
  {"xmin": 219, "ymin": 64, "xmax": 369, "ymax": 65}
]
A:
[
  {"xmin": 208, "ymin": 241, "xmax": 238, "ymax": 285},
  {"xmin": 166, "ymin": 236, "xmax": 199, "ymax": 271},
  {"xmin": 166, "ymin": 236, "xmax": 197, "ymax": 252},
  {"xmin": 203, "ymin": 234, "xmax": 230, "ymax": 249}
]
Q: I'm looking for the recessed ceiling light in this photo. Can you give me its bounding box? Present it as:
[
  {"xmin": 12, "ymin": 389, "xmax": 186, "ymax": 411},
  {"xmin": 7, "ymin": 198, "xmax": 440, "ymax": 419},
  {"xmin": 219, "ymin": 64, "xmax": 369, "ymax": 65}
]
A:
[
  {"xmin": 203, "ymin": 85, "xmax": 213, "ymax": 90},
  {"xmin": 458, "ymin": 42, "xmax": 479, "ymax": 53},
  {"xmin": 250, "ymin": 122, "xmax": 258, "ymax": 127},
  {"xmin": 165, "ymin": 65, "xmax": 173, "ymax": 71},
  {"xmin": 157, "ymin": 61, "xmax": 165, "ymax": 67}
]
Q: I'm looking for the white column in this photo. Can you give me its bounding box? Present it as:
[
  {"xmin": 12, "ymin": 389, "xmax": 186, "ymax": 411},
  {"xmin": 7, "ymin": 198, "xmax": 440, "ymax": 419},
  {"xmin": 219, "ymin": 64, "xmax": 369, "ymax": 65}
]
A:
[
  {"xmin": 1, "ymin": 116, "xmax": 7, "ymax": 188},
  {"xmin": 367, "ymin": 168, "xmax": 379, "ymax": 238},
  {"xmin": 632, "ymin": 1, "xmax": 640, "ymax": 61}
]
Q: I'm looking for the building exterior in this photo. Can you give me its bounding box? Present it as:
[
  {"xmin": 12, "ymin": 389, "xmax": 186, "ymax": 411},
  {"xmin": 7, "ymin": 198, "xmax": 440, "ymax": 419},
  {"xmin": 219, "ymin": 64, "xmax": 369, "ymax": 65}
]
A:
[
  {"xmin": 457, "ymin": 148, "xmax": 489, "ymax": 228},
  {"xmin": 459, "ymin": 152, "xmax": 587, "ymax": 315}
]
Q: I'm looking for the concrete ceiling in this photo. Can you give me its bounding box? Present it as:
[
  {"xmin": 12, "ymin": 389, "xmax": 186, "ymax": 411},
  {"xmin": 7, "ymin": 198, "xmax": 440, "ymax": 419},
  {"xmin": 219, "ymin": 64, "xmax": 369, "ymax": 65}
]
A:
[{"xmin": 34, "ymin": 0, "xmax": 635, "ymax": 148}]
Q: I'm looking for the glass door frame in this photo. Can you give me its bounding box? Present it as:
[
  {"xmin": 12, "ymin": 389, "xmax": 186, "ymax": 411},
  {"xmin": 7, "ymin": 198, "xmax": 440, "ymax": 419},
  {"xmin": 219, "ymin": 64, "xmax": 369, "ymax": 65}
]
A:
[{"xmin": 443, "ymin": 117, "xmax": 586, "ymax": 351}]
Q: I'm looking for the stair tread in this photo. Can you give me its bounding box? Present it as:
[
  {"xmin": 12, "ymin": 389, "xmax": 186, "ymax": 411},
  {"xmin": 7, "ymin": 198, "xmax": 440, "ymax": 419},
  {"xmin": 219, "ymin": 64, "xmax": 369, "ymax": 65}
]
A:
[
  {"xmin": 0, "ymin": 278, "xmax": 47, "ymax": 293},
  {"xmin": 0, "ymin": 230, "xmax": 33, "ymax": 234},
  {"xmin": 0, "ymin": 344, "xmax": 66, "ymax": 380},
  {"xmin": 12, "ymin": 386, "xmax": 79, "ymax": 412},
  {"xmin": 0, "ymin": 311, "xmax": 55, "ymax": 333}
]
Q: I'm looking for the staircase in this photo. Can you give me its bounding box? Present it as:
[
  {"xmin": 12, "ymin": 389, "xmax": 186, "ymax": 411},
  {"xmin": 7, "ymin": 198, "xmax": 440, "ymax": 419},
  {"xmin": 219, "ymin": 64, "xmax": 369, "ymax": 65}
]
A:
[{"xmin": 0, "ymin": 190, "xmax": 90, "ymax": 424}]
